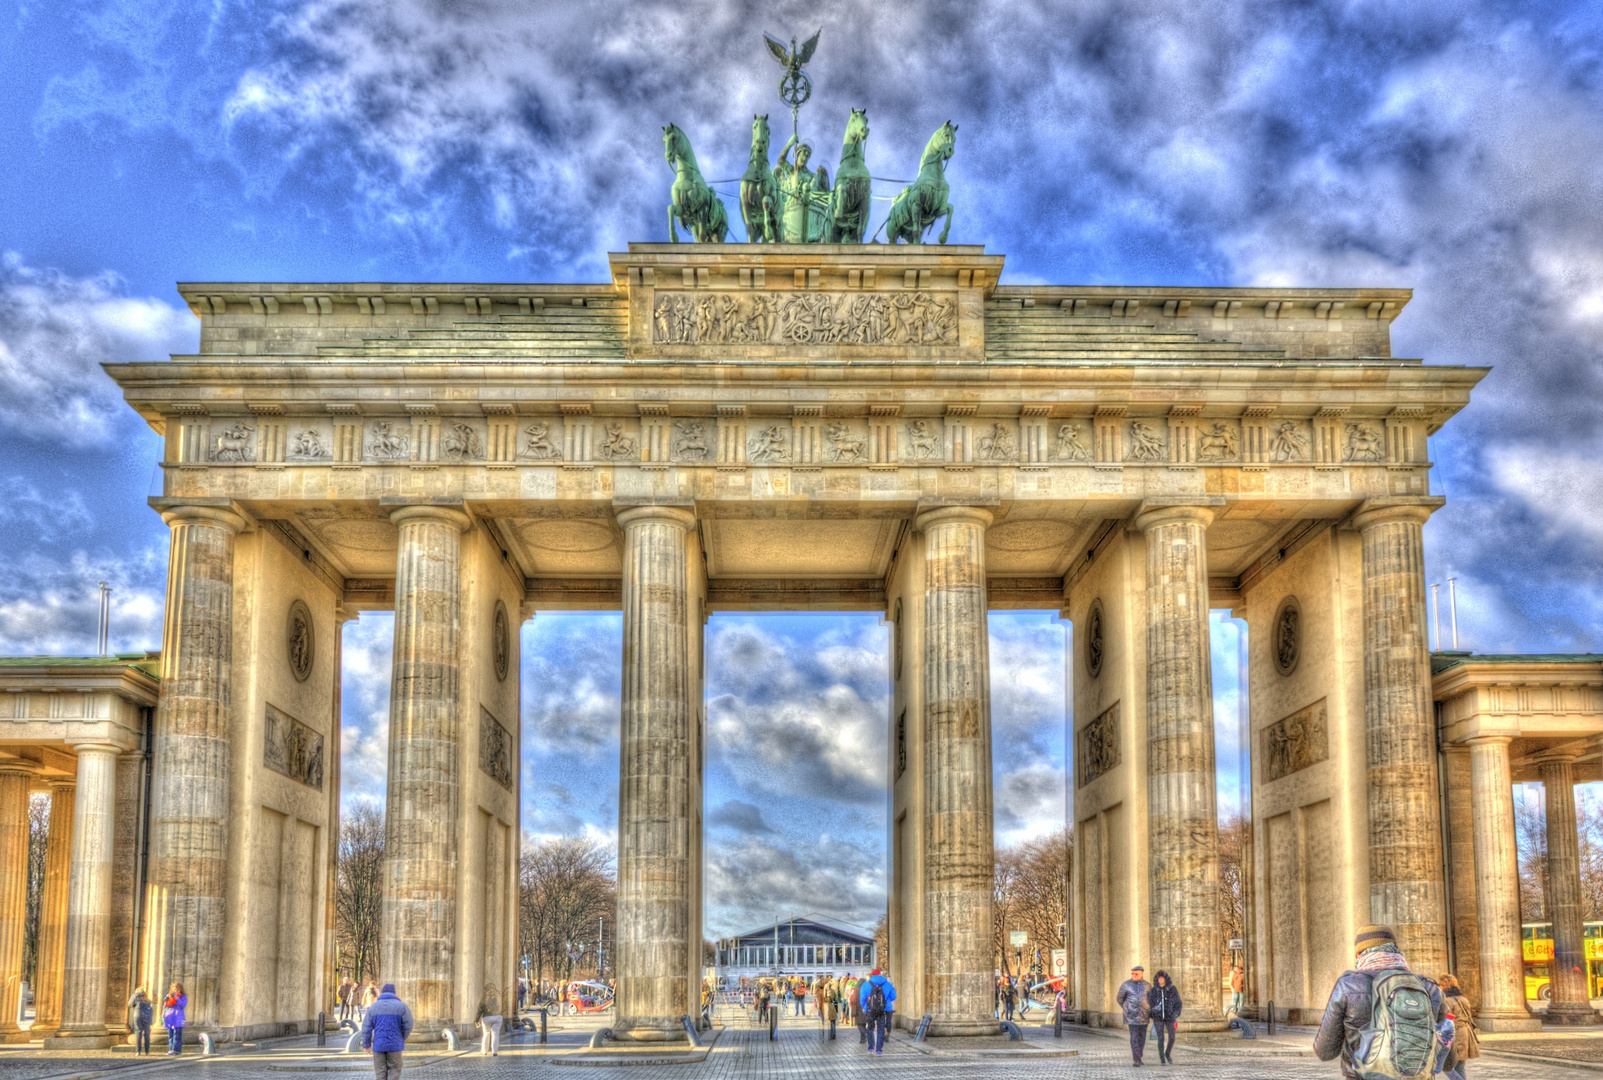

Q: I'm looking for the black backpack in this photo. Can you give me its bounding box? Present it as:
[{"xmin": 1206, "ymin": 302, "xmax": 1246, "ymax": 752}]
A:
[{"xmin": 866, "ymin": 982, "xmax": 887, "ymax": 1016}]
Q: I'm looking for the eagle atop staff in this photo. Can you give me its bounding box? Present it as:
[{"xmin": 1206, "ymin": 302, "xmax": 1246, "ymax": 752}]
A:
[{"xmin": 764, "ymin": 28, "xmax": 821, "ymax": 139}]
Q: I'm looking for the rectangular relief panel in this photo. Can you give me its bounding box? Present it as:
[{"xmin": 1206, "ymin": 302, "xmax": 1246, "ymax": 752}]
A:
[
  {"xmin": 1261, "ymin": 698, "xmax": 1328, "ymax": 783},
  {"xmin": 479, "ymin": 707, "xmax": 514, "ymax": 791},
  {"xmin": 651, "ymin": 291, "xmax": 958, "ymax": 347},
  {"xmin": 265, "ymin": 704, "xmax": 325, "ymax": 791},
  {"xmin": 1077, "ymin": 702, "xmax": 1120, "ymax": 788}
]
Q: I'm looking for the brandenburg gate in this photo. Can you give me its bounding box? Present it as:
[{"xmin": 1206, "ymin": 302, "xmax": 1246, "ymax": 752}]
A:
[{"xmin": 53, "ymin": 241, "xmax": 1496, "ymax": 1042}]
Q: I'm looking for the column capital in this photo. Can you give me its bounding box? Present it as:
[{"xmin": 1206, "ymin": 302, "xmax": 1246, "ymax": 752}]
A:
[
  {"xmin": 66, "ymin": 742, "xmax": 124, "ymax": 757},
  {"xmin": 1132, "ymin": 501, "xmax": 1215, "ymax": 533},
  {"xmin": 1463, "ymin": 735, "xmax": 1514, "ymax": 749},
  {"xmin": 388, "ymin": 504, "xmax": 471, "ymax": 531},
  {"xmin": 1531, "ymin": 747, "xmax": 1584, "ymax": 770},
  {"xmin": 152, "ymin": 499, "xmax": 246, "ymax": 534},
  {"xmin": 614, "ymin": 502, "xmax": 696, "ymax": 531},
  {"xmin": 1350, "ymin": 496, "xmax": 1445, "ymax": 532},
  {"xmin": 913, "ymin": 504, "xmax": 993, "ymax": 532}
]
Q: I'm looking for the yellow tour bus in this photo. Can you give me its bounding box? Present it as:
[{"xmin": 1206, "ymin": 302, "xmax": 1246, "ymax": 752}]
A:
[{"xmin": 1523, "ymin": 921, "xmax": 1603, "ymax": 1001}]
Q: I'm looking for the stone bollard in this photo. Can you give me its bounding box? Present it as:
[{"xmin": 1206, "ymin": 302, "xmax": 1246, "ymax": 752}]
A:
[
  {"xmin": 199, "ymin": 1033, "xmax": 215, "ymax": 1056},
  {"xmin": 442, "ymin": 1028, "xmax": 458, "ymax": 1051},
  {"xmin": 345, "ymin": 1030, "xmax": 362, "ymax": 1054}
]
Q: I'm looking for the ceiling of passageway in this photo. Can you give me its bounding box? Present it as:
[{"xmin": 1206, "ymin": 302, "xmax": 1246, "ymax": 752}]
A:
[{"xmin": 263, "ymin": 496, "xmax": 1336, "ymax": 593}]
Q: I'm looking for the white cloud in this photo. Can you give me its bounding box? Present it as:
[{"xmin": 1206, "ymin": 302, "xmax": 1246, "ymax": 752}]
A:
[
  {"xmin": 703, "ymin": 833, "xmax": 885, "ymax": 938},
  {"xmin": 0, "ymin": 254, "xmax": 193, "ymax": 445}
]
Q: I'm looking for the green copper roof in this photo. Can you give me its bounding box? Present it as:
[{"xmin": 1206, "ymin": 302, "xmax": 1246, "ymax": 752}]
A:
[
  {"xmin": 1431, "ymin": 651, "xmax": 1603, "ymax": 675},
  {"xmin": 0, "ymin": 653, "xmax": 159, "ymax": 678}
]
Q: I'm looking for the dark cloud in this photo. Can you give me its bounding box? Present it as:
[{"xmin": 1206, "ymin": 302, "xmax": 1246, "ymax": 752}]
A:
[
  {"xmin": 704, "ymin": 834, "xmax": 885, "ymax": 937},
  {"xmin": 707, "ymin": 799, "xmax": 774, "ymax": 835}
]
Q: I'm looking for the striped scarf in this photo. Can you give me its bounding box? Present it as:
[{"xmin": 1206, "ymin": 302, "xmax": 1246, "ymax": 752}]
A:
[{"xmin": 1355, "ymin": 944, "xmax": 1410, "ymax": 972}]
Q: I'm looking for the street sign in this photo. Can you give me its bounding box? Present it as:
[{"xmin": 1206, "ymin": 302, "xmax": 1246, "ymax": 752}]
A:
[
  {"xmin": 1009, "ymin": 930, "xmax": 1028, "ymax": 947},
  {"xmin": 1227, "ymin": 938, "xmax": 1244, "ymax": 951},
  {"xmin": 1051, "ymin": 949, "xmax": 1067, "ymax": 976}
]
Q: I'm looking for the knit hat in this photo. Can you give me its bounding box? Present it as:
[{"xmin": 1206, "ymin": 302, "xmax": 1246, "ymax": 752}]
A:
[
  {"xmin": 1353, "ymin": 925, "xmax": 1397, "ymax": 957},
  {"xmin": 380, "ymin": 983, "xmax": 396, "ymax": 995}
]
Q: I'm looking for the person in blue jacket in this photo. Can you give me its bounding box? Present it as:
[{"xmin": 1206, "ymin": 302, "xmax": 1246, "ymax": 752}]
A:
[
  {"xmin": 360, "ymin": 983, "xmax": 415, "ymax": 1080},
  {"xmin": 859, "ymin": 969, "xmax": 897, "ymax": 1055}
]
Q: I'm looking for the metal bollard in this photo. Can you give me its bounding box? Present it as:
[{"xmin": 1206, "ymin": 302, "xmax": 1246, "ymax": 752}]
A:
[
  {"xmin": 1053, "ymin": 1006, "xmax": 1063, "ymax": 1038},
  {"xmin": 1266, "ymin": 1001, "xmax": 1275, "ymax": 1036},
  {"xmin": 539, "ymin": 1008, "xmax": 548, "ymax": 1044},
  {"xmin": 317, "ymin": 1011, "xmax": 326, "ymax": 1048},
  {"xmin": 769, "ymin": 1002, "xmax": 778, "ymax": 1041}
]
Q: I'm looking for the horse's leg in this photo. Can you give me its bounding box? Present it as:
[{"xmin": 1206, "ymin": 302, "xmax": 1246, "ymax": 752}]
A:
[
  {"xmin": 938, "ymin": 202, "xmax": 954, "ymax": 245},
  {"xmin": 668, "ymin": 203, "xmax": 680, "ymax": 244}
]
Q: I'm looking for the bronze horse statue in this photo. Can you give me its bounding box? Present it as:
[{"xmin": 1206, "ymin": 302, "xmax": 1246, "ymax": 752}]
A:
[
  {"xmin": 824, "ymin": 108, "xmax": 871, "ymax": 243},
  {"xmin": 882, "ymin": 121, "xmax": 956, "ymax": 244},
  {"xmin": 739, "ymin": 114, "xmax": 780, "ymax": 243},
  {"xmin": 664, "ymin": 123, "xmax": 728, "ymax": 243}
]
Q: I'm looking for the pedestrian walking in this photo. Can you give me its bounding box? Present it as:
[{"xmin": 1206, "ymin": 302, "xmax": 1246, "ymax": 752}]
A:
[
  {"xmin": 161, "ymin": 982, "xmax": 187, "ymax": 1056},
  {"xmin": 338, "ymin": 978, "xmax": 355, "ymax": 1023},
  {"xmin": 1314, "ymin": 925, "xmax": 1446, "ymax": 1080},
  {"xmin": 127, "ymin": 986, "xmax": 153, "ymax": 1055},
  {"xmin": 475, "ymin": 987, "xmax": 503, "ymax": 1057},
  {"xmin": 1001, "ymin": 978, "xmax": 1017, "ymax": 1022},
  {"xmin": 1146, "ymin": 971, "xmax": 1182, "ymax": 1065},
  {"xmin": 362, "ymin": 981, "xmax": 379, "ymax": 1022},
  {"xmin": 1116, "ymin": 966, "xmax": 1151, "ymax": 1066},
  {"xmin": 1438, "ymin": 974, "xmax": 1479, "ymax": 1080},
  {"xmin": 361, "ymin": 982, "xmax": 415, "ymax": 1080},
  {"xmin": 1228, "ymin": 966, "xmax": 1245, "ymax": 1016},
  {"xmin": 859, "ymin": 968, "xmax": 896, "ymax": 1055}
]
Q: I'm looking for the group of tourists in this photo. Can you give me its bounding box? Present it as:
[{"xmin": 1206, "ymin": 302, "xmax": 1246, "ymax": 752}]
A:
[
  {"xmin": 123, "ymin": 982, "xmax": 186, "ymax": 1055},
  {"xmin": 1114, "ymin": 924, "xmax": 1481, "ymax": 1078},
  {"xmin": 743, "ymin": 970, "xmax": 897, "ymax": 1053},
  {"xmin": 335, "ymin": 978, "xmax": 384, "ymax": 1024}
]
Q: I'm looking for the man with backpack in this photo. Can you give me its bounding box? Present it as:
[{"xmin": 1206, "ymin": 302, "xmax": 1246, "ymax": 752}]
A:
[
  {"xmin": 859, "ymin": 968, "xmax": 896, "ymax": 1055},
  {"xmin": 1314, "ymin": 925, "xmax": 1447, "ymax": 1080}
]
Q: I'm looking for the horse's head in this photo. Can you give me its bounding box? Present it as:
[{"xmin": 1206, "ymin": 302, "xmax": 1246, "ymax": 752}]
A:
[
  {"xmin": 922, "ymin": 120, "xmax": 957, "ymax": 166},
  {"xmin": 663, "ymin": 123, "xmax": 693, "ymax": 168},
  {"xmin": 752, "ymin": 114, "xmax": 770, "ymax": 149},
  {"xmin": 844, "ymin": 108, "xmax": 869, "ymax": 146}
]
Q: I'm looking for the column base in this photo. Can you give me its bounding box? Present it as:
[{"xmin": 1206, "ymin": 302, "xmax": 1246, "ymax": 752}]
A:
[
  {"xmin": 28, "ymin": 1026, "xmax": 59, "ymax": 1042},
  {"xmin": 1175, "ymin": 1011, "xmax": 1231, "ymax": 1033},
  {"xmin": 609, "ymin": 1017, "xmax": 692, "ymax": 1042},
  {"xmin": 924, "ymin": 1018, "xmax": 1001, "ymax": 1037},
  {"xmin": 1476, "ymin": 1012, "xmax": 1543, "ymax": 1033},
  {"xmin": 1544, "ymin": 1003, "xmax": 1603, "ymax": 1026},
  {"xmin": 43, "ymin": 1033, "xmax": 118, "ymax": 1050},
  {"xmin": 0, "ymin": 1031, "xmax": 32, "ymax": 1045}
]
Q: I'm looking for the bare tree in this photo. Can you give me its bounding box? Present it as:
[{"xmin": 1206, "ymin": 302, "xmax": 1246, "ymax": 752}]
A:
[
  {"xmin": 872, "ymin": 912, "xmax": 889, "ymax": 972},
  {"xmin": 23, "ymin": 794, "xmax": 48, "ymax": 992},
  {"xmin": 1516, "ymin": 793, "xmax": 1548, "ymax": 921},
  {"xmin": 519, "ymin": 836, "xmax": 615, "ymax": 987},
  {"xmin": 336, "ymin": 802, "xmax": 385, "ymax": 982},
  {"xmin": 993, "ymin": 854, "xmax": 1019, "ymax": 978},
  {"xmin": 995, "ymin": 829, "xmax": 1071, "ymax": 981}
]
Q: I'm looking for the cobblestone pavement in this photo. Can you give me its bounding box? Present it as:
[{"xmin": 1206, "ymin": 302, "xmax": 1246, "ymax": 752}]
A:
[{"xmin": 0, "ymin": 1012, "xmax": 1596, "ymax": 1080}]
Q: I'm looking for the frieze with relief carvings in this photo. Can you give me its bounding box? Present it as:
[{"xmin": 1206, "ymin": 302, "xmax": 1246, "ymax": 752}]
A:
[
  {"xmin": 652, "ymin": 290, "xmax": 957, "ymax": 346},
  {"xmin": 1262, "ymin": 698, "xmax": 1328, "ymax": 782},
  {"xmin": 1077, "ymin": 701, "xmax": 1120, "ymax": 788}
]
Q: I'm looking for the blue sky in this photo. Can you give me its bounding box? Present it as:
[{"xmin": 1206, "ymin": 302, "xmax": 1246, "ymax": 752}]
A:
[{"xmin": 3, "ymin": 0, "xmax": 1602, "ymax": 935}]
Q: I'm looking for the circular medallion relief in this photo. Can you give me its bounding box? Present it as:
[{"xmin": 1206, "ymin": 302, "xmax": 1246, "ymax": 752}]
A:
[
  {"xmin": 1273, "ymin": 597, "xmax": 1301, "ymax": 677},
  {"xmin": 1086, "ymin": 599, "xmax": 1105, "ymax": 679},
  {"xmin": 287, "ymin": 600, "xmax": 314, "ymax": 683},
  {"xmin": 493, "ymin": 601, "xmax": 511, "ymax": 683}
]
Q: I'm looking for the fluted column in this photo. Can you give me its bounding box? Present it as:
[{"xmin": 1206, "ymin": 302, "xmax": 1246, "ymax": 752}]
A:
[
  {"xmin": 1465, "ymin": 738, "xmax": 1536, "ymax": 1028},
  {"xmin": 49, "ymin": 746, "xmax": 120, "ymax": 1047},
  {"xmin": 1352, "ymin": 500, "xmax": 1446, "ymax": 973},
  {"xmin": 30, "ymin": 781, "xmax": 75, "ymax": 1039},
  {"xmin": 0, "ymin": 767, "xmax": 35, "ymax": 1041},
  {"xmin": 148, "ymin": 503, "xmax": 244, "ymax": 1034},
  {"xmin": 1537, "ymin": 752, "xmax": 1599, "ymax": 1024},
  {"xmin": 915, "ymin": 505, "xmax": 997, "ymax": 1036},
  {"xmin": 1133, "ymin": 503, "xmax": 1224, "ymax": 1028},
  {"xmin": 382, "ymin": 505, "xmax": 471, "ymax": 1033},
  {"xmin": 613, "ymin": 505, "xmax": 695, "ymax": 1042}
]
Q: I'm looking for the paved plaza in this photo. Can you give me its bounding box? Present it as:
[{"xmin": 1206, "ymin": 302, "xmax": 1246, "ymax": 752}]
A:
[{"xmin": 0, "ymin": 1011, "xmax": 1592, "ymax": 1080}]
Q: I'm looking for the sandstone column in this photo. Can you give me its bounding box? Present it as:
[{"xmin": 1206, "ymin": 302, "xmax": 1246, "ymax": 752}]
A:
[
  {"xmin": 613, "ymin": 505, "xmax": 695, "ymax": 1042},
  {"xmin": 148, "ymin": 502, "xmax": 244, "ymax": 1034},
  {"xmin": 30, "ymin": 780, "xmax": 75, "ymax": 1039},
  {"xmin": 1352, "ymin": 500, "xmax": 1446, "ymax": 973},
  {"xmin": 382, "ymin": 505, "xmax": 471, "ymax": 1033},
  {"xmin": 1537, "ymin": 752, "xmax": 1599, "ymax": 1024},
  {"xmin": 1465, "ymin": 737, "xmax": 1536, "ymax": 1029},
  {"xmin": 916, "ymin": 505, "xmax": 998, "ymax": 1036},
  {"xmin": 0, "ymin": 767, "xmax": 35, "ymax": 1041},
  {"xmin": 1133, "ymin": 504, "xmax": 1224, "ymax": 1028},
  {"xmin": 48, "ymin": 746, "xmax": 121, "ymax": 1048}
]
